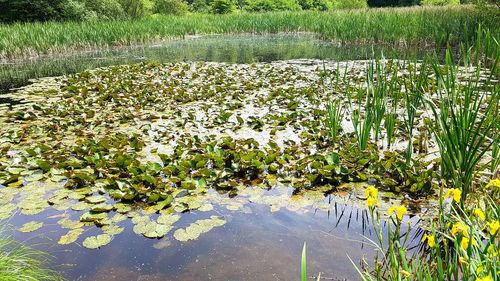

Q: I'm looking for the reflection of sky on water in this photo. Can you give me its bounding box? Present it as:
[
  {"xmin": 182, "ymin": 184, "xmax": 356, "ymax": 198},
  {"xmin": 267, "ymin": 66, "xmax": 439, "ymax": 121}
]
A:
[
  {"xmin": 6, "ymin": 184, "xmax": 422, "ymax": 281},
  {"xmin": 0, "ymin": 33, "xmax": 432, "ymax": 94}
]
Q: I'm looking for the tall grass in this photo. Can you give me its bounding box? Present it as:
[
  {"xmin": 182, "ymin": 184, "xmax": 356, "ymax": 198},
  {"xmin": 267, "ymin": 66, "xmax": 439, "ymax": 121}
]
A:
[
  {"xmin": 0, "ymin": 228, "xmax": 63, "ymax": 281},
  {"xmin": 0, "ymin": 6, "xmax": 498, "ymax": 60},
  {"xmin": 426, "ymin": 49, "xmax": 499, "ymax": 204}
]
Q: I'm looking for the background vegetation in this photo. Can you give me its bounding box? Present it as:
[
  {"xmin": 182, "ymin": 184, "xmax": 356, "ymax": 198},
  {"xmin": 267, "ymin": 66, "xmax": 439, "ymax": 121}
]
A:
[{"xmin": 0, "ymin": 0, "xmax": 482, "ymax": 22}]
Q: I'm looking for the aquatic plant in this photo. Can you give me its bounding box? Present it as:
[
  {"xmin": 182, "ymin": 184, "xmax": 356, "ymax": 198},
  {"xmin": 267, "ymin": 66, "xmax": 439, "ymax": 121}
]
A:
[
  {"xmin": 0, "ymin": 227, "xmax": 63, "ymax": 281},
  {"xmin": 354, "ymin": 179, "xmax": 500, "ymax": 281},
  {"xmin": 426, "ymin": 50, "xmax": 499, "ymax": 204},
  {"xmin": 327, "ymin": 99, "xmax": 343, "ymax": 143}
]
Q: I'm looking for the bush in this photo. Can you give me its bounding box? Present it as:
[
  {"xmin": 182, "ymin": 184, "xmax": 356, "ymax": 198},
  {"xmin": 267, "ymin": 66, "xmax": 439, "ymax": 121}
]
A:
[
  {"xmin": 421, "ymin": 0, "xmax": 459, "ymax": 5},
  {"xmin": 60, "ymin": 0, "xmax": 98, "ymax": 21},
  {"xmin": 297, "ymin": 0, "xmax": 331, "ymax": 10},
  {"xmin": 154, "ymin": 0, "xmax": 189, "ymax": 15},
  {"xmin": 210, "ymin": 0, "xmax": 236, "ymax": 13},
  {"xmin": 329, "ymin": 0, "xmax": 367, "ymax": 9},
  {"xmin": 244, "ymin": 0, "xmax": 301, "ymax": 12},
  {"xmin": 118, "ymin": 0, "xmax": 152, "ymax": 18},
  {"xmin": 190, "ymin": 0, "xmax": 210, "ymax": 12},
  {"xmin": 0, "ymin": 0, "xmax": 69, "ymax": 22},
  {"xmin": 83, "ymin": 0, "xmax": 127, "ymax": 19}
]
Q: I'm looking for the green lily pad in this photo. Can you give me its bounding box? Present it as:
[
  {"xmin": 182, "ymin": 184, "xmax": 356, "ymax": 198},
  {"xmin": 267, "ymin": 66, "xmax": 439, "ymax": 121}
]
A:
[
  {"xmin": 18, "ymin": 221, "xmax": 43, "ymax": 232},
  {"xmin": 58, "ymin": 228, "xmax": 84, "ymax": 245},
  {"xmin": 82, "ymin": 234, "xmax": 112, "ymax": 249},
  {"xmin": 173, "ymin": 216, "xmax": 226, "ymax": 242}
]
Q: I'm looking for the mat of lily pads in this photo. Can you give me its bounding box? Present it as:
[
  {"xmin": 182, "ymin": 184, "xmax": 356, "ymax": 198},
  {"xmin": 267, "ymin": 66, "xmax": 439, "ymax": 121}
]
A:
[{"xmin": 1, "ymin": 59, "xmax": 480, "ymax": 248}]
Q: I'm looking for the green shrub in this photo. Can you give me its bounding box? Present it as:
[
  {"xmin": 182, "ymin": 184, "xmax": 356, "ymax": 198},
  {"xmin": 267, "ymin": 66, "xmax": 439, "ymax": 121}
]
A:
[
  {"xmin": 210, "ymin": 0, "xmax": 236, "ymax": 13},
  {"xmin": 118, "ymin": 0, "xmax": 152, "ymax": 18},
  {"xmin": 297, "ymin": 0, "xmax": 331, "ymax": 10},
  {"xmin": 329, "ymin": 0, "xmax": 367, "ymax": 9},
  {"xmin": 244, "ymin": 0, "xmax": 301, "ymax": 12},
  {"xmin": 0, "ymin": 0, "xmax": 69, "ymax": 22},
  {"xmin": 154, "ymin": 0, "xmax": 189, "ymax": 15},
  {"xmin": 60, "ymin": 0, "xmax": 98, "ymax": 21},
  {"xmin": 83, "ymin": 0, "xmax": 127, "ymax": 19},
  {"xmin": 421, "ymin": 0, "xmax": 459, "ymax": 5},
  {"xmin": 190, "ymin": 0, "xmax": 210, "ymax": 12}
]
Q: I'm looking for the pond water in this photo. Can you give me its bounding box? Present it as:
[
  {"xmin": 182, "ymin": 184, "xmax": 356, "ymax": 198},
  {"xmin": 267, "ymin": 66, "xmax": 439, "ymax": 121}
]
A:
[
  {"xmin": 0, "ymin": 33, "xmax": 432, "ymax": 94},
  {"xmin": 0, "ymin": 34, "xmax": 433, "ymax": 281}
]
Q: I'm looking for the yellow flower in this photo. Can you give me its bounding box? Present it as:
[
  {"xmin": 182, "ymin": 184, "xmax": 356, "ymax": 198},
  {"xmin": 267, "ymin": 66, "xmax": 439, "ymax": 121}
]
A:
[
  {"xmin": 400, "ymin": 270, "xmax": 411, "ymax": 278},
  {"xmin": 477, "ymin": 275, "xmax": 493, "ymax": 281},
  {"xmin": 388, "ymin": 205, "xmax": 408, "ymax": 221},
  {"xmin": 451, "ymin": 222, "xmax": 469, "ymax": 237},
  {"xmin": 485, "ymin": 179, "xmax": 500, "ymax": 189},
  {"xmin": 365, "ymin": 185, "xmax": 378, "ymax": 198},
  {"xmin": 473, "ymin": 208, "xmax": 486, "ymax": 221},
  {"xmin": 458, "ymin": 257, "xmax": 468, "ymax": 264},
  {"xmin": 366, "ymin": 196, "xmax": 378, "ymax": 208},
  {"xmin": 421, "ymin": 234, "xmax": 436, "ymax": 248},
  {"xmin": 460, "ymin": 237, "xmax": 476, "ymax": 250},
  {"xmin": 486, "ymin": 220, "xmax": 499, "ymax": 236},
  {"xmin": 445, "ymin": 188, "xmax": 462, "ymax": 203}
]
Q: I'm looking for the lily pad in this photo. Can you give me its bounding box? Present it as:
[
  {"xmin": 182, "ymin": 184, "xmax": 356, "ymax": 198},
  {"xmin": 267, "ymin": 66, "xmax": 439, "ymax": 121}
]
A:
[
  {"xmin": 18, "ymin": 221, "xmax": 43, "ymax": 232},
  {"xmin": 82, "ymin": 234, "xmax": 112, "ymax": 249},
  {"xmin": 58, "ymin": 228, "xmax": 84, "ymax": 245}
]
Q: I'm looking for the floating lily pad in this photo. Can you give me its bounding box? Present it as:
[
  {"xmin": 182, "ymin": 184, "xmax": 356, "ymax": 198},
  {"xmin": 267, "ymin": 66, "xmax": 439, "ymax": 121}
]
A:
[
  {"xmin": 58, "ymin": 228, "xmax": 84, "ymax": 245},
  {"xmin": 173, "ymin": 216, "xmax": 226, "ymax": 242},
  {"xmin": 82, "ymin": 234, "xmax": 112, "ymax": 249},
  {"xmin": 18, "ymin": 221, "xmax": 43, "ymax": 232}
]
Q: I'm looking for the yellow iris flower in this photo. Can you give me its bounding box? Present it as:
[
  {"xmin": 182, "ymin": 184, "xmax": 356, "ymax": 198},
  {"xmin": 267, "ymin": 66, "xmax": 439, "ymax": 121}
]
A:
[
  {"xmin": 421, "ymin": 234, "xmax": 435, "ymax": 248},
  {"xmin": 445, "ymin": 188, "xmax": 462, "ymax": 203},
  {"xmin": 388, "ymin": 205, "xmax": 408, "ymax": 221},
  {"xmin": 473, "ymin": 208, "xmax": 485, "ymax": 221}
]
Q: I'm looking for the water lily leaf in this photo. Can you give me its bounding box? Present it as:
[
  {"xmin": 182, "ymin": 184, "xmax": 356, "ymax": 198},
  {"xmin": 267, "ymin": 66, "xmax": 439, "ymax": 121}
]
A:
[
  {"xmin": 173, "ymin": 216, "xmax": 226, "ymax": 242},
  {"xmin": 18, "ymin": 221, "xmax": 43, "ymax": 232},
  {"xmin": 0, "ymin": 203, "xmax": 16, "ymax": 220},
  {"xmin": 58, "ymin": 228, "xmax": 84, "ymax": 245},
  {"xmin": 90, "ymin": 203, "xmax": 113, "ymax": 212},
  {"xmin": 80, "ymin": 212, "xmax": 107, "ymax": 222},
  {"xmin": 82, "ymin": 234, "xmax": 112, "ymax": 249},
  {"xmin": 102, "ymin": 225, "xmax": 124, "ymax": 235},
  {"xmin": 71, "ymin": 201, "xmax": 92, "ymax": 211},
  {"xmin": 58, "ymin": 217, "xmax": 85, "ymax": 229},
  {"xmin": 85, "ymin": 195, "xmax": 106, "ymax": 204},
  {"xmin": 157, "ymin": 214, "xmax": 180, "ymax": 225}
]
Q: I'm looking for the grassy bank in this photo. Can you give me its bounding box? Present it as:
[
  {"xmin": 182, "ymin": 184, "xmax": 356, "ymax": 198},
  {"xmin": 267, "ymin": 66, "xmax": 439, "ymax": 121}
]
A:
[{"xmin": 0, "ymin": 6, "xmax": 498, "ymax": 60}]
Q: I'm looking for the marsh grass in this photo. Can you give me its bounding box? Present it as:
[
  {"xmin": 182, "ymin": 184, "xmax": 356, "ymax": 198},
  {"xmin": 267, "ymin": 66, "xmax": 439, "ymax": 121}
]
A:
[
  {"xmin": 426, "ymin": 50, "xmax": 499, "ymax": 204},
  {"xmin": 0, "ymin": 6, "xmax": 498, "ymax": 60},
  {"xmin": 0, "ymin": 227, "xmax": 63, "ymax": 281}
]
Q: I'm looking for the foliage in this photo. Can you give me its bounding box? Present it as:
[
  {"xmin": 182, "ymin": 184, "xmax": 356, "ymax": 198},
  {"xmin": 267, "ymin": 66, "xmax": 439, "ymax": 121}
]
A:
[
  {"xmin": 355, "ymin": 180, "xmax": 500, "ymax": 281},
  {"xmin": 118, "ymin": 0, "xmax": 152, "ymax": 18},
  {"xmin": 330, "ymin": 0, "xmax": 367, "ymax": 9},
  {"xmin": 82, "ymin": 0, "xmax": 127, "ymax": 19},
  {"xmin": 421, "ymin": 0, "xmax": 460, "ymax": 5},
  {"xmin": 244, "ymin": 0, "xmax": 302, "ymax": 11},
  {"xmin": 0, "ymin": 227, "xmax": 63, "ymax": 281},
  {"xmin": 210, "ymin": 0, "xmax": 237, "ymax": 13},
  {"xmin": 154, "ymin": 0, "xmax": 189, "ymax": 15},
  {"xmin": 0, "ymin": 0, "xmax": 70, "ymax": 22},
  {"xmin": 1, "ymin": 6, "xmax": 498, "ymax": 59}
]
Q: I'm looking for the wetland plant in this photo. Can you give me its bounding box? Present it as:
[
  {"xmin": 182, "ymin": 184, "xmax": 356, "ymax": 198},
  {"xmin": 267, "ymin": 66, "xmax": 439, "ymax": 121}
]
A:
[
  {"xmin": 0, "ymin": 227, "xmax": 62, "ymax": 281},
  {"xmin": 327, "ymin": 99, "xmax": 344, "ymax": 143},
  {"xmin": 426, "ymin": 50, "xmax": 499, "ymax": 204}
]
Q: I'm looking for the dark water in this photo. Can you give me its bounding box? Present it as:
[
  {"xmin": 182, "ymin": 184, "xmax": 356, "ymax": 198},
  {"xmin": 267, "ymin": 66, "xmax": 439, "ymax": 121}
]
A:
[{"xmin": 0, "ymin": 33, "xmax": 431, "ymax": 94}]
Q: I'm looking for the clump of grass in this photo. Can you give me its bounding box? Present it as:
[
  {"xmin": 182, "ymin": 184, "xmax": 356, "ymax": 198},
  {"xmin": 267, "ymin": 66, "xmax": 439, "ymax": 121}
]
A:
[
  {"xmin": 0, "ymin": 228, "xmax": 62, "ymax": 281},
  {"xmin": 426, "ymin": 49, "xmax": 499, "ymax": 204}
]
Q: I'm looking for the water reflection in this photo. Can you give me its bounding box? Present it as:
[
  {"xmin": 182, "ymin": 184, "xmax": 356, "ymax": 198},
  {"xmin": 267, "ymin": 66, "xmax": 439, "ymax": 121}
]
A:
[
  {"xmin": 6, "ymin": 186, "xmax": 422, "ymax": 281},
  {"xmin": 0, "ymin": 34, "xmax": 430, "ymax": 94}
]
